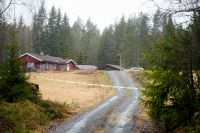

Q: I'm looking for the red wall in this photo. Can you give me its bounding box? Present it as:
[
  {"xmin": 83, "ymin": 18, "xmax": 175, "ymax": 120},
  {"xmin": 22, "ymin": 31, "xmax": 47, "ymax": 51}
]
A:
[
  {"xmin": 20, "ymin": 55, "xmax": 40, "ymax": 63},
  {"xmin": 20, "ymin": 55, "xmax": 40, "ymax": 69},
  {"xmin": 20, "ymin": 54, "xmax": 75, "ymax": 71},
  {"xmin": 68, "ymin": 61, "xmax": 74, "ymax": 70}
]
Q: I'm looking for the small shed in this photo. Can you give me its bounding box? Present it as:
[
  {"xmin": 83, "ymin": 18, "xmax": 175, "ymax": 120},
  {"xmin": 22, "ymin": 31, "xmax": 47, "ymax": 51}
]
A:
[
  {"xmin": 98, "ymin": 64, "xmax": 127, "ymax": 71},
  {"xmin": 73, "ymin": 65, "xmax": 97, "ymax": 70},
  {"xmin": 20, "ymin": 53, "xmax": 76, "ymax": 71}
]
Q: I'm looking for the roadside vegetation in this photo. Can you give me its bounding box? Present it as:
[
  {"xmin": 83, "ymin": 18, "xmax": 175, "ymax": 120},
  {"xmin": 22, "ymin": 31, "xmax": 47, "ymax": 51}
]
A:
[
  {"xmin": 140, "ymin": 8, "xmax": 200, "ymax": 131},
  {"xmin": 125, "ymin": 70, "xmax": 166, "ymax": 132}
]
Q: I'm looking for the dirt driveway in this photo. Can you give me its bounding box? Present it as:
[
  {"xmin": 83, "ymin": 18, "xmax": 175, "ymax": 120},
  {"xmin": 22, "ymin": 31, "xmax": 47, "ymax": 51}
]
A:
[{"xmin": 53, "ymin": 71, "xmax": 140, "ymax": 133}]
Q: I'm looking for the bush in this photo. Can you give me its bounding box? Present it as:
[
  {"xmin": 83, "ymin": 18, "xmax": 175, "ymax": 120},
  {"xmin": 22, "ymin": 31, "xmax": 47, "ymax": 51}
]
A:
[{"xmin": 37, "ymin": 99, "xmax": 53, "ymax": 108}]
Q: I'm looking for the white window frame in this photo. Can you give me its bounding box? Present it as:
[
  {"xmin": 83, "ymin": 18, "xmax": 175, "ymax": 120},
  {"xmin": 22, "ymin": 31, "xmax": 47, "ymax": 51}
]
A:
[{"xmin": 46, "ymin": 63, "xmax": 48, "ymax": 68}]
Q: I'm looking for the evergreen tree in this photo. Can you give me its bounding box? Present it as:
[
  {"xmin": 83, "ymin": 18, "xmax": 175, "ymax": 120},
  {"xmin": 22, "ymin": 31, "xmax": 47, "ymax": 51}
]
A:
[
  {"xmin": 0, "ymin": 10, "xmax": 8, "ymax": 62},
  {"xmin": 120, "ymin": 16, "xmax": 140, "ymax": 68},
  {"xmin": 48, "ymin": 5, "xmax": 57, "ymax": 56},
  {"xmin": 52, "ymin": 7, "xmax": 62, "ymax": 57},
  {"xmin": 32, "ymin": 0, "xmax": 47, "ymax": 54},
  {"xmin": 151, "ymin": 8, "xmax": 162, "ymax": 39},
  {"xmin": 81, "ymin": 17, "xmax": 100, "ymax": 65},
  {"xmin": 61, "ymin": 13, "xmax": 71, "ymax": 58},
  {"xmin": 0, "ymin": 26, "xmax": 33, "ymax": 102},
  {"xmin": 71, "ymin": 16, "xmax": 83, "ymax": 62},
  {"xmin": 37, "ymin": 0, "xmax": 47, "ymax": 54},
  {"xmin": 77, "ymin": 51, "xmax": 84, "ymax": 65},
  {"xmin": 113, "ymin": 15, "xmax": 126, "ymax": 65},
  {"xmin": 141, "ymin": 16, "xmax": 200, "ymax": 131},
  {"xmin": 139, "ymin": 13, "xmax": 150, "ymax": 68},
  {"xmin": 97, "ymin": 25, "xmax": 114, "ymax": 67}
]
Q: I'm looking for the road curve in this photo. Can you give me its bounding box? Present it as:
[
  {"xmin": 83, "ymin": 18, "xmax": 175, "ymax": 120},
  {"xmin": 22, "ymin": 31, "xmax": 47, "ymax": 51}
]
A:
[{"xmin": 52, "ymin": 71, "xmax": 140, "ymax": 133}]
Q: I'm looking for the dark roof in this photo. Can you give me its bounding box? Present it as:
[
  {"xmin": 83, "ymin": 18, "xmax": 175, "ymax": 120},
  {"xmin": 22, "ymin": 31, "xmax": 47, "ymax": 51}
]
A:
[
  {"xmin": 98, "ymin": 64, "xmax": 127, "ymax": 71},
  {"xmin": 19, "ymin": 53, "xmax": 76, "ymax": 64},
  {"xmin": 75, "ymin": 65, "xmax": 97, "ymax": 70}
]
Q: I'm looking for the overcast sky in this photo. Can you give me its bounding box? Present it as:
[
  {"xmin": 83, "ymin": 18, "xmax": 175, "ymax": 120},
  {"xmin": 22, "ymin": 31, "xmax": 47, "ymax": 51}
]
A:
[{"xmin": 45, "ymin": 0, "xmax": 155, "ymax": 32}]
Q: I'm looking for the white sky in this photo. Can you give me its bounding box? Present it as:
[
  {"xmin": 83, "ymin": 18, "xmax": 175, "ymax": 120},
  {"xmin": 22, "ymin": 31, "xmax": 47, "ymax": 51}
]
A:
[
  {"xmin": 7, "ymin": 0, "xmax": 191, "ymax": 32},
  {"xmin": 45, "ymin": 0, "xmax": 155, "ymax": 32},
  {"xmin": 6, "ymin": 0, "xmax": 157, "ymax": 32}
]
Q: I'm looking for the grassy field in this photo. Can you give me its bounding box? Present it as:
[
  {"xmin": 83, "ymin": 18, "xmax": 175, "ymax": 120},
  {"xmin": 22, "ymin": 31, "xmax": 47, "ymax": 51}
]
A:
[{"xmin": 28, "ymin": 70, "xmax": 115, "ymax": 114}]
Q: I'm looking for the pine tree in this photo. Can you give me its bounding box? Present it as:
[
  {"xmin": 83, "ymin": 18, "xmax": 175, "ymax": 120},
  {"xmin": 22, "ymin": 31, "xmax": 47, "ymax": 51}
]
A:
[
  {"xmin": 120, "ymin": 16, "xmax": 140, "ymax": 68},
  {"xmin": 51, "ymin": 7, "xmax": 62, "ymax": 57},
  {"xmin": 139, "ymin": 13, "xmax": 150, "ymax": 68},
  {"xmin": 81, "ymin": 17, "xmax": 100, "ymax": 65},
  {"xmin": 77, "ymin": 51, "xmax": 84, "ymax": 65},
  {"xmin": 32, "ymin": 3, "xmax": 47, "ymax": 55},
  {"xmin": 61, "ymin": 13, "xmax": 71, "ymax": 58},
  {"xmin": 0, "ymin": 9, "xmax": 8, "ymax": 62},
  {"xmin": 37, "ymin": 0, "xmax": 47, "ymax": 54},
  {"xmin": 97, "ymin": 25, "xmax": 114, "ymax": 67},
  {"xmin": 71, "ymin": 16, "xmax": 83, "ymax": 62},
  {"xmin": 48, "ymin": 5, "xmax": 57, "ymax": 56},
  {"xmin": 0, "ymin": 26, "xmax": 33, "ymax": 102},
  {"xmin": 151, "ymin": 8, "xmax": 162, "ymax": 40},
  {"xmin": 32, "ymin": 13, "xmax": 39, "ymax": 53},
  {"xmin": 141, "ymin": 17, "xmax": 200, "ymax": 131},
  {"xmin": 113, "ymin": 15, "xmax": 126, "ymax": 65}
]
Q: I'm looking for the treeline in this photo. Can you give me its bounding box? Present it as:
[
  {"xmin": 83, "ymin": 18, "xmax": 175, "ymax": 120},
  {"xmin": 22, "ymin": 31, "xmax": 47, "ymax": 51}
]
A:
[{"xmin": 0, "ymin": 1, "xmax": 172, "ymax": 68}]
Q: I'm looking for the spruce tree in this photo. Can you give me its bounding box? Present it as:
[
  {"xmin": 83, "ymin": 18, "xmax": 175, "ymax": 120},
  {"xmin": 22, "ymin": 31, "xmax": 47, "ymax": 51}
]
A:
[
  {"xmin": 113, "ymin": 15, "xmax": 126, "ymax": 65},
  {"xmin": 97, "ymin": 26, "xmax": 114, "ymax": 67},
  {"xmin": 0, "ymin": 26, "xmax": 33, "ymax": 102},
  {"xmin": 48, "ymin": 5, "xmax": 57, "ymax": 56},
  {"xmin": 120, "ymin": 16, "xmax": 140, "ymax": 68},
  {"xmin": 0, "ymin": 9, "xmax": 8, "ymax": 62},
  {"xmin": 141, "ymin": 17, "xmax": 200, "ymax": 131},
  {"xmin": 61, "ymin": 13, "xmax": 71, "ymax": 58}
]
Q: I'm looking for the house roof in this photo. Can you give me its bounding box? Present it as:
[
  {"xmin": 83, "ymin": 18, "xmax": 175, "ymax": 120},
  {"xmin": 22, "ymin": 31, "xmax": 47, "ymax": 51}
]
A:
[
  {"xmin": 19, "ymin": 53, "xmax": 76, "ymax": 65},
  {"xmin": 75, "ymin": 65, "xmax": 97, "ymax": 70},
  {"xmin": 98, "ymin": 64, "xmax": 127, "ymax": 71}
]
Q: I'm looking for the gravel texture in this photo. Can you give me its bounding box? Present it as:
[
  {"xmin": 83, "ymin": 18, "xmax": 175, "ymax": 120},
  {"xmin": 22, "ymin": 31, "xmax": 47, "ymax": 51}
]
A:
[{"xmin": 51, "ymin": 71, "xmax": 141, "ymax": 133}]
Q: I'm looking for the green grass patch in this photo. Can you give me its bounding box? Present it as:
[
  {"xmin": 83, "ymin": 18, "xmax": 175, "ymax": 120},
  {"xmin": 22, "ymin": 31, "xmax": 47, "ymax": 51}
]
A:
[
  {"xmin": 0, "ymin": 99, "xmax": 68, "ymax": 133},
  {"xmin": 99, "ymin": 72, "xmax": 113, "ymax": 86}
]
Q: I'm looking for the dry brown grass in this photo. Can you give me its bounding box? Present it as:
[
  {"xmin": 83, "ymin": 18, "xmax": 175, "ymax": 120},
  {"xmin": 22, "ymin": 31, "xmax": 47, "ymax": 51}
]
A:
[
  {"xmin": 124, "ymin": 70, "xmax": 146, "ymax": 88},
  {"xmin": 28, "ymin": 70, "xmax": 115, "ymax": 114}
]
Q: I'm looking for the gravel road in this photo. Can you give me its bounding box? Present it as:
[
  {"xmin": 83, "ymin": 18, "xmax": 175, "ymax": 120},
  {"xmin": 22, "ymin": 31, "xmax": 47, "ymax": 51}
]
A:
[{"xmin": 52, "ymin": 71, "xmax": 140, "ymax": 133}]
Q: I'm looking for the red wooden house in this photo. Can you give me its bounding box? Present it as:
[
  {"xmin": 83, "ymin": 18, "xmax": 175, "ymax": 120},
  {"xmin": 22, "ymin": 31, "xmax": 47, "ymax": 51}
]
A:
[{"xmin": 20, "ymin": 53, "xmax": 76, "ymax": 71}]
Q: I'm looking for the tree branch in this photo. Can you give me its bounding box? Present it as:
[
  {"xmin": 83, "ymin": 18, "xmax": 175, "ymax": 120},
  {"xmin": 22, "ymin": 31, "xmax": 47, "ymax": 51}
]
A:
[{"xmin": 0, "ymin": 0, "xmax": 13, "ymax": 16}]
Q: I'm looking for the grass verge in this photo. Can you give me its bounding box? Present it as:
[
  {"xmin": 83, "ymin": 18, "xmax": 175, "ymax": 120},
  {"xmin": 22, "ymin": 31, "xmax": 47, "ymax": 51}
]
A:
[
  {"xmin": 125, "ymin": 70, "xmax": 166, "ymax": 132},
  {"xmin": 0, "ymin": 99, "xmax": 68, "ymax": 133}
]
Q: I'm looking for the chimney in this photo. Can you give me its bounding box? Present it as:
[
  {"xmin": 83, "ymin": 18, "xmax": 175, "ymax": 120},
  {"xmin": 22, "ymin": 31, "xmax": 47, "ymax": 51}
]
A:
[{"xmin": 40, "ymin": 51, "xmax": 44, "ymax": 56}]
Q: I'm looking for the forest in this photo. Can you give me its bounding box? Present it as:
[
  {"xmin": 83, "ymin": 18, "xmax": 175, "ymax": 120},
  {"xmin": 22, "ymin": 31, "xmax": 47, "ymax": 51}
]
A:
[{"xmin": 0, "ymin": 0, "xmax": 174, "ymax": 69}]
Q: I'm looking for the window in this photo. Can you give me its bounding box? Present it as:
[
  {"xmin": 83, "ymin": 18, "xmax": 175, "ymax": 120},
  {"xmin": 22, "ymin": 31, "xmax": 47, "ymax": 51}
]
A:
[
  {"xmin": 27, "ymin": 62, "xmax": 31, "ymax": 67},
  {"xmin": 53, "ymin": 64, "xmax": 56, "ymax": 69},
  {"xmin": 31, "ymin": 62, "xmax": 34, "ymax": 67},
  {"xmin": 27, "ymin": 62, "xmax": 34, "ymax": 67},
  {"xmin": 46, "ymin": 63, "xmax": 48, "ymax": 68}
]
